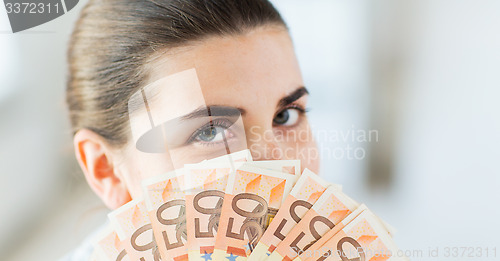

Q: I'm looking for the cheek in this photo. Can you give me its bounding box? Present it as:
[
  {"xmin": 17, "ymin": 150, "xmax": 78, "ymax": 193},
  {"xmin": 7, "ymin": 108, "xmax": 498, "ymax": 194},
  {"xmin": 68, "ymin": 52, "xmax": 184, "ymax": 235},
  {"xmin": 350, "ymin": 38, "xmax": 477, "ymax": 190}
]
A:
[
  {"xmin": 275, "ymin": 124, "xmax": 320, "ymax": 173},
  {"xmin": 121, "ymin": 148, "xmax": 176, "ymax": 198},
  {"xmin": 294, "ymin": 138, "xmax": 320, "ymax": 174}
]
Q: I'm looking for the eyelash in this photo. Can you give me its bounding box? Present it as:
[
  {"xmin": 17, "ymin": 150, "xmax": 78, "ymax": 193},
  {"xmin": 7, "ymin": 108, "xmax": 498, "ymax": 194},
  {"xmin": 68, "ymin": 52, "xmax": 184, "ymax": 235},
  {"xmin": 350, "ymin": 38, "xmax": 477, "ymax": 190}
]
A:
[
  {"xmin": 289, "ymin": 103, "xmax": 309, "ymax": 113},
  {"xmin": 185, "ymin": 104, "xmax": 309, "ymax": 146},
  {"xmin": 185, "ymin": 118, "xmax": 233, "ymax": 145},
  {"xmin": 273, "ymin": 104, "xmax": 310, "ymax": 126}
]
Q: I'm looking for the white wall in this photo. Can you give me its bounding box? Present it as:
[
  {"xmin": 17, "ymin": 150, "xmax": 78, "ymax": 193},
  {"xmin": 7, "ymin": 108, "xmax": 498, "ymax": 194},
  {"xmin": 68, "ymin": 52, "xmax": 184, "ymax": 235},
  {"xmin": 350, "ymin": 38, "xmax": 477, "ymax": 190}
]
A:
[
  {"xmin": 0, "ymin": 2, "xmax": 105, "ymax": 260},
  {"xmin": 277, "ymin": 1, "xmax": 500, "ymax": 259},
  {"xmin": 387, "ymin": 0, "xmax": 500, "ymax": 258}
]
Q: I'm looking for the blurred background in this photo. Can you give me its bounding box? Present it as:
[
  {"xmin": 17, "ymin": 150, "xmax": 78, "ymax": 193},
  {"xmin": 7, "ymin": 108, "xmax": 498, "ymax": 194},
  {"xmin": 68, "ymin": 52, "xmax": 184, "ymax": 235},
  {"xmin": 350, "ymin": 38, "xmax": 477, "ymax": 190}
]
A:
[{"xmin": 1, "ymin": 0, "xmax": 499, "ymax": 260}]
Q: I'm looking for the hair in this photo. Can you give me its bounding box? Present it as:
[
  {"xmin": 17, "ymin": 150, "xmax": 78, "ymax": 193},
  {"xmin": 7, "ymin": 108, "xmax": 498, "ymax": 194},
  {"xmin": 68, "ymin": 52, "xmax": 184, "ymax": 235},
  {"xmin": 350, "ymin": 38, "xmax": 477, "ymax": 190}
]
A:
[{"xmin": 66, "ymin": 0, "xmax": 287, "ymax": 147}]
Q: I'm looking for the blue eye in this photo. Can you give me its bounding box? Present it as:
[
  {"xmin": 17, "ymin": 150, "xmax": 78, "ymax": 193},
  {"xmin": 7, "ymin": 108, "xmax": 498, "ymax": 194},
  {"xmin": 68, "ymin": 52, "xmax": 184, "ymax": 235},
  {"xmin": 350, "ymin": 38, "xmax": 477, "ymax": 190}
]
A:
[
  {"xmin": 195, "ymin": 126, "xmax": 225, "ymax": 142},
  {"xmin": 188, "ymin": 119, "xmax": 234, "ymax": 145},
  {"xmin": 273, "ymin": 108, "xmax": 301, "ymax": 127}
]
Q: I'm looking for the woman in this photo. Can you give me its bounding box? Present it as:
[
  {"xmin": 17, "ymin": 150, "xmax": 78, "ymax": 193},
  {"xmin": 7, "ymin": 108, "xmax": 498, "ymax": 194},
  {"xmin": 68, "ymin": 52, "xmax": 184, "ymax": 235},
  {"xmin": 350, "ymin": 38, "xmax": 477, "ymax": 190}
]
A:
[{"xmin": 64, "ymin": 0, "xmax": 320, "ymax": 259}]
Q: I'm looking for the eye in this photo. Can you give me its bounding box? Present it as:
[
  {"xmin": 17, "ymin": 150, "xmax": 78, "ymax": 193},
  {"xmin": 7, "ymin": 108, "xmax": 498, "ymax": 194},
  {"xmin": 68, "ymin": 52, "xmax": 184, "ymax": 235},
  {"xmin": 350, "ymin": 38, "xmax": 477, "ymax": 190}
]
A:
[
  {"xmin": 187, "ymin": 118, "xmax": 234, "ymax": 145},
  {"xmin": 273, "ymin": 108, "xmax": 302, "ymax": 127},
  {"xmin": 195, "ymin": 125, "xmax": 226, "ymax": 142}
]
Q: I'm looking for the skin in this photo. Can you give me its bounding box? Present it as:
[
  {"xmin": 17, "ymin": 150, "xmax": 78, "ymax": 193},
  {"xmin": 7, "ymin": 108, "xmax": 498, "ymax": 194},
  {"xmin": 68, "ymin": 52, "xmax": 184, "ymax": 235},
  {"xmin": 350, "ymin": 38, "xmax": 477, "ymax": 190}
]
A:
[{"xmin": 73, "ymin": 26, "xmax": 320, "ymax": 209}]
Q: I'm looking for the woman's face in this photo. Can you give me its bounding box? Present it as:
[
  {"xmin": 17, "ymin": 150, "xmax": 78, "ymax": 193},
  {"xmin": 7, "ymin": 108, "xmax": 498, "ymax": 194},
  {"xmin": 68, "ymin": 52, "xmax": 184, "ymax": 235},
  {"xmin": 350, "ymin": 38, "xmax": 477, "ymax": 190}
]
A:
[{"xmin": 121, "ymin": 26, "xmax": 320, "ymax": 198}]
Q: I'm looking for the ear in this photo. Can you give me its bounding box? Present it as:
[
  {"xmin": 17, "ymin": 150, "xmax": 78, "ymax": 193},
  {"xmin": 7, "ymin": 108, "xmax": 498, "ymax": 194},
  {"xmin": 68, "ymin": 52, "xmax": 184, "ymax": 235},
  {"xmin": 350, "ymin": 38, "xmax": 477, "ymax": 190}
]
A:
[{"xmin": 73, "ymin": 129, "xmax": 131, "ymax": 209}]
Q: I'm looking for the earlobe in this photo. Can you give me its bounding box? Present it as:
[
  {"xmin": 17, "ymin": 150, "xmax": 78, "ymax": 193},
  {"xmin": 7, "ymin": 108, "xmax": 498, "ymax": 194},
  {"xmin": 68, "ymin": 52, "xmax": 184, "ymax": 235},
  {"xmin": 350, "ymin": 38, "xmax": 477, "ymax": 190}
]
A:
[{"xmin": 74, "ymin": 129, "xmax": 131, "ymax": 209}]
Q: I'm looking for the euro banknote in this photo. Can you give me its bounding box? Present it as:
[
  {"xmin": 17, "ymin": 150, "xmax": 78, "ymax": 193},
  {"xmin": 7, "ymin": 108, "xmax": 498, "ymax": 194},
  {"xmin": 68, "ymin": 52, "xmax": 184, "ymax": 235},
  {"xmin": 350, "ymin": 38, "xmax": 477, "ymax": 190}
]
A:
[
  {"xmin": 185, "ymin": 159, "xmax": 299, "ymax": 261},
  {"xmin": 94, "ymin": 152, "xmax": 403, "ymax": 261},
  {"xmin": 142, "ymin": 150, "xmax": 253, "ymax": 261},
  {"xmin": 248, "ymin": 169, "xmax": 337, "ymax": 261},
  {"xmin": 142, "ymin": 169, "xmax": 189, "ymax": 261},
  {"xmin": 184, "ymin": 161, "xmax": 246, "ymax": 261},
  {"xmin": 212, "ymin": 164, "xmax": 298, "ymax": 261},
  {"xmin": 297, "ymin": 209, "xmax": 408, "ymax": 261},
  {"xmin": 292, "ymin": 204, "xmax": 369, "ymax": 261},
  {"xmin": 267, "ymin": 186, "xmax": 358, "ymax": 261},
  {"xmin": 92, "ymin": 225, "xmax": 129, "ymax": 261},
  {"xmin": 108, "ymin": 199, "xmax": 161, "ymax": 261}
]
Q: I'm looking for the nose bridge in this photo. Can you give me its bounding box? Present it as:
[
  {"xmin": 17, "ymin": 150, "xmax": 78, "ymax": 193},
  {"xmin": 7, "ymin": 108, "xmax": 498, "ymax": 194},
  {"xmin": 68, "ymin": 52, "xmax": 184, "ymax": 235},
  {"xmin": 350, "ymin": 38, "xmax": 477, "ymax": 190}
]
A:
[{"xmin": 246, "ymin": 124, "xmax": 283, "ymax": 161}]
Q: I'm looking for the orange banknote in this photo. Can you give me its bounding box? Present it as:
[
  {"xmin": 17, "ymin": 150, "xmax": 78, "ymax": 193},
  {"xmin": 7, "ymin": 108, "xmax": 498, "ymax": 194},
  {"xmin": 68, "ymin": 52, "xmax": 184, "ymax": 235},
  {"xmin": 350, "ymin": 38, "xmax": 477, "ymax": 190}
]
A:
[
  {"xmin": 184, "ymin": 157, "xmax": 299, "ymax": 261},
  {"xmin": 92, "ymin": 225, "xmax": 129, "ymax": 261},
  {"xmin": 247, "ymin": 160, "xmax": 301, "ymax": 176},
  {"xmin": 141, "ymin": 151, "xmax": 252, "ymax": 261},
  {"xmin": 267, "ymin": 186, "xmax": 358, "ymax": 261},
  {"xmin": 143, "ymin": 169, "xmax": 188, "ymax": 261},
  {"xmin": 293, "ymin": 204, "xmax": 369, "ymax": 261},
  {"xmin": 249, "ymin": 169, "xmax": 337, "ymax": 261},
  {"xmin": 298, "ymin": 209, "xmax": 407, "ymax": 261},
  {"xmin": 108, "ymin": 198, "xmax": 161, "ymax": 261},
  {"xmin": 212, "ymin": 164, "xmax": 298, "ymax": 261},
  {"xmin": 184, "ymin": 161, "xmax": 247, "ymax": 261}
]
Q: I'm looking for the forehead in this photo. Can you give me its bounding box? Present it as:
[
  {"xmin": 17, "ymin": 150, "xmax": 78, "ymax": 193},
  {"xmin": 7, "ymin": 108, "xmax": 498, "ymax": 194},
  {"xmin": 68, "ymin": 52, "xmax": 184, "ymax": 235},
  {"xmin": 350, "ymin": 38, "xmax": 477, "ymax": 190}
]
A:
[{"xmin": 147, "ymin": 27, "xmax": 304, "ymax": 106}]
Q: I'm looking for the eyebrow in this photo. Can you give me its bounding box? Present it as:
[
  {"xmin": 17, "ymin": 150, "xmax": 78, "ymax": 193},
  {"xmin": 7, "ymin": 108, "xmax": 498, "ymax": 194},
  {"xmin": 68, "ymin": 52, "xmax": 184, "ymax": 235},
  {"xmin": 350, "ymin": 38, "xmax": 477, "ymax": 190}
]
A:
[
  {"xmin": 177, "ymin": 86, "xmax": 308, "ymax": 121},
  {"xmin": 180, "ymin": 105, "xmax": 245, "ymax": 120},
  {"xmin": 278, "ymin": 86, "xmax": 309, "ymax": 108}
]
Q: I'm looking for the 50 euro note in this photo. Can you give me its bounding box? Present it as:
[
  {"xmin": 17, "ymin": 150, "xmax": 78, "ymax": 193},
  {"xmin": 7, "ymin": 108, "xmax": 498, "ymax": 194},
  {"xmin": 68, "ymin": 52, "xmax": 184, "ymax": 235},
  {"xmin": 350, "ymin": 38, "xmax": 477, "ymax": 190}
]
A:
[
  {"xmin": 185, "ymin": 159, "xmax": 299, "ymax": 261},
  {"xmin": 300, "ymin": 209, "xmax": 408, "ymax": 261},
  {"xmin": 248, "ymin": 169, "xmax": 338, "ymax": 261},
  {"xmin": 267, "ymin": 186, "xmax": 358, "ymax": 261},
  {"xmin": 92, "ymin": 225, "xmax": 129, "ymax": 261},
  {"xmin": 141, "ymin": 150, "xmax": 252, "ymax": 261},
  {"xmin": 184, "ymin": 161, "xmax": 247, "ymax": 261},
  {"xmin": 143, "ymin": 169, "xmax": 189, "ymax": 261},
  {"xmin": 289, "ymin": 206, "xmax": 395, "ymax": 261},
  {"xmin": 295, "ymin": 204, "xmax": 400, "ymax": 261},
  {"xmin": 212, "ymin": 164, "xmax": 298, "ymax": 261},
  {"xmin": 108, "ymin": 198, "xmax": 161, "ymax": 261},
  {"xmin": 293, "ymin": 205, "xmax": 369, "ymax": 261}
]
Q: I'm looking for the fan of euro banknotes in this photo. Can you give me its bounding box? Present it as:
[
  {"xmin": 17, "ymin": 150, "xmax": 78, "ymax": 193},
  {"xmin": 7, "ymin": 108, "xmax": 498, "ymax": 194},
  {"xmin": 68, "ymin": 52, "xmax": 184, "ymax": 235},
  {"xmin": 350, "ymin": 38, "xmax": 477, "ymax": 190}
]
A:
[{"xmin": 90, "ymin": 149, "xmax": 408, "ymax": 261}]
